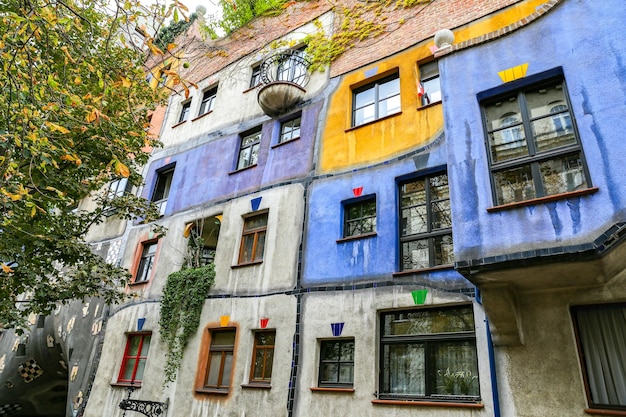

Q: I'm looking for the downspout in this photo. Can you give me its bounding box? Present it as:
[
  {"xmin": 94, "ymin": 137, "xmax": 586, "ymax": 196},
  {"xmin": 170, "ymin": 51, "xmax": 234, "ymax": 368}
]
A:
[{"xmin": 477, "ymin": 290, "xmax": 501, "ymax": 417}]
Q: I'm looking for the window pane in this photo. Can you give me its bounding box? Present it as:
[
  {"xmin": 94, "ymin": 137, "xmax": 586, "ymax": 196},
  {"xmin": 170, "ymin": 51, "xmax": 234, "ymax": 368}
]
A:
[
  {"xmin": 250, "ymin": 143, "xmax": 259, "ymax": 166},
  {"xmin": 423, "ymin": 76, "xmax": 441, "ymax": 104},
  {"xmin": 525, "ymin": 82, "xmax": 567, "ymax": 119},
  {"xmin": 135, "ymin": 358, "xmax": 147, "ymax": 381},
  {"xmin": 494, "ymin": 165, "xmax": 536, "ymax": 204},
  {"xmin": 431, "ymin": 341, "xmax": 479, "ymax": 396},
  {"xmin": 222, "ymin": 352, "xmax": 233, "ymax": 387},
  {"xmin": 153, "ymin": 169, "xmax": 173, "ymax": 202},
  {"xmin": 242, "ymin": 132, "xmax": 260, "ymax": 146},
  {"xmin": 323, "ymin": 341, "xmax": 340, "ymax": 361},
  {"xmin": 238, "ymin": 147, "xmax": 251, "ymax": 169},
  {"xmin": 429, "ymin": 175, "xmax": 449, "ymax": 200},
  {"xmin": 245, "ymin": 214, "xmax": 268, "ymax": 230},
  {"xmin": 354, "ymin": 104, "xmax": 375, "ymax": 126},
  {"xmin": 484, "ymin": 97, "xmax": 521, "ymax": 131},
  {"xmin": 531, "ymin": 114, "xmax": 576, "ymax": 153},
  {"xmin": 140, "ymin": 336, "xmax": 151, "ymax": 356},
  {"xmin": 489, "ymin": 125, "xmax": 528, "ymax": 162},
  {"xmin": 401, "ymin": 239, "xmax": 430, "ymax": 270},
  {"xmin": 354, "ymin": 88, "xmax": 375, "ymax": 109},
  {"xmin": 379, "ymin": 95, "xmax": 401, "ymax": 117},
  {"xmin": 431, "ymin": 200, "xmax": 452, "ymax": 230},
  {"xmin": 321, "ymin": 363, "xmax": 338, "ymax": 384},
  {"xmin": 212, "ymin": 331, "xmax": 235, "ymax": 346},
  {"xmin": 384, "ymin": 307, "xmax": 475, "ymax": 336},
  {"xmin": 256, "ymin": 332, "xmax": 275, "ymax": 346},
  {"xmin": 254, "ymin": 231, "xmax": 266, "ymax": 260},
  {"xmin": 433, "ymin": 234, "xmax": 454, "ymax": 266},
  {"xmin": 419, "ymin": 61, "xmax": 439, "ymax": 80},
  {"xmin": 540, "ymin": 153, "xmax": 587, "ymax": 196},
  {"xmin": 402, "ymin": 206, "xmax": 428, "ymax": 236},
  {"xmin": 128, "ymin": 335, "xmax": 141, "ymax": 355},
  {"xmin": 340, "ymin": 341, "xmax": 354, "ymax": 361},
  {"xmin": 338, "ymin": 363, "xmax": 354, "ymax": 384},
  {"xmin": 379, "ymin": 77, "xmax": 399, "ymax": 100},
  {"xmin": 206, "ymin": 352, "xmax": 222, "ymax": 386},
  {"xmin": 239, "ymin": 234, "xmax": 253, "ymax": 261},
  {"xmin": 383, "ymin": 343, "xmax": 425, "ymax": 395},
  {"xmin": 121, "ymin": 359, "xmax": 136, "ymax": 380}
]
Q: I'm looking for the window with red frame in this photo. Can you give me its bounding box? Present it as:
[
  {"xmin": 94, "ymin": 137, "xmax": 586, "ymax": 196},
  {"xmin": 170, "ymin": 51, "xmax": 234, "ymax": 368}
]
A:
[{"xmin": 118, "ymin": 333, "xmax": 151, "ymax": 384}]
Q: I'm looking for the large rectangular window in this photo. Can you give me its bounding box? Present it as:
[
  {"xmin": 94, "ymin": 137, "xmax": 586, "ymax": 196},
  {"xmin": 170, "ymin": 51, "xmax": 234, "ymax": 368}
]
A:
[
  {"xmin": 481, "ymin": 73, "xmax": 590, "ymax": 205},
  {"xmin": 379, "ymin": 305, "xmax": 479, "ymax": 401},
  {"xmin": 352, "ymin": 73, "xmax": 400, "ymax": 127},
  {"xmin": 134, "ymin": 241, "xmax": 157, "ymax": 283},
  {"xmin": 319, "ymin": 339, "xmax": 354, "ymax": 388},
  {"xmin": 573, "ymin": 304, "xmax": 626, "ymax": 411},
  {"xmin": 118, "ymin": 333, "xmax": 151, "ymax": 384},
  {"xmin": 198, "ymin": 86, "xmax": 217, "ymax": 117},
  {"xmin": 151, "ymin": 165, "xmax": 174, "ymax": 216},
  {"xmin": 343, "ymin": 196, "xmax": 376, "ymax": 238},
  {"xmin": 237, "ymin": 129, "xmax": 261, "ymax": 170},
  {"xmin": 399, "ymin": 173, "xmax": 453, "ymax": 271},
  {"xmin": 238, "ymin": 212, "xmax": 268, "ymax": 264},
  {"xmin": 249, "ymin": 330, "xmax": 275, "ymax": 385},
  {"xmin": 204, "ymin": 329, "xmax": 236, "ymax": 393}
]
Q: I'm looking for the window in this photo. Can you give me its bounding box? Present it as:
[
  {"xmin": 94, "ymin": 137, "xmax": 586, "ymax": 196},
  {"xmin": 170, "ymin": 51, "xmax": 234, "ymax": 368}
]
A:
[
  {"xmin": 237, "ymin": 129, "xmax": 261, "ymax": 170},
  {"xmin": 204, "ymin": 329, "xmax": 236, "ymax": 392},
  {"xmin": 250, "ymin": 64, "xmax": 261, "ymax": 88},
  {"xmin": 352, "ymin": 73, "xmax": 400, "ymax": 127},
  {"xmin": 157, "ymin": 64, "xmax": 170, "ymax": 88},
  {"xmin": 481, "ymin": 73, "xmax": 590, "ymax": 205},
  {"xmin": 343, "ymin": 196, "xmax": 376, "ymax": 238},
  {"xmin": 151, "ymin": 166, "xmax": 174, "ymax": 215},
  {"xmin": 107, "ymin": 177, "xmax": 132, "ymax": 200},
  {"xmin": 319, "ymin": 339, "xmax": 354, "ymax": 387},
  {"xmin": 418, "ymin": 61, "xmax": 441, "ymax": 106},
  {"xmin": 379, "ymin": 305, "xmax": 479, "ymax": 401},
  {"xmin": 573, "ymin": 304, "xmax": 626, "ymax": 411},
  {"xmin": 279, "ymin": 116, "xmax": 301, "ymax": 144},
  {"xmin": 277, "ymin": 48, "xmax": 307, "ymax": 84},
  {"xmin": 399, "ymin": 173, "xmax": 453, "ymax": 271},
  {"xmin": 135, "ymin": 241, "xmax": 157, "ymax": 283},
  {"xmin": 238, "ymin": 212, "xmax": 267, "ymax": 264},
  {"xmin": 198, "ymin": 86, "xmax": 218, "ymax": 116},
  {"xmin": 249, "ymin": 330, "xmax": 275, "ymax": 384},
  {"xmin": 118, "ymin": 333, "xmax": 151, "ymax": 384},
  {"xmin": 177, "ymin": 101, "xmax": 191, "ymax": 124}
]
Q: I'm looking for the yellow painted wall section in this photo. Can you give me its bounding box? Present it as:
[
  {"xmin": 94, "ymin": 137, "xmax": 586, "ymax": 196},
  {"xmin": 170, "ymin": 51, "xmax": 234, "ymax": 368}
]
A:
[
  {"xmin": 320, "ymin": 44, "xmax": 443, "ymax": 173},
  {"xmin": 319, "ymin": 0, "xmax": 551, "ymax": 174}
]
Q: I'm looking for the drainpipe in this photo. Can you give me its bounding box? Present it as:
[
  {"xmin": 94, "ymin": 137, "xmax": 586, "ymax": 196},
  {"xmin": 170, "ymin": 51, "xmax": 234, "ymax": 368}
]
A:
[{"xmin": 477, "ymin": 290, "xmax": 501, "ymax": 417}]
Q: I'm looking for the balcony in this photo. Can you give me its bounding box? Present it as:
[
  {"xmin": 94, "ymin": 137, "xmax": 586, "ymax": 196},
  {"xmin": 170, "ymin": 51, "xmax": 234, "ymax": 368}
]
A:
[{"xmin": 257, "ymin": 49, "xmax": 311, "ymax": 117}]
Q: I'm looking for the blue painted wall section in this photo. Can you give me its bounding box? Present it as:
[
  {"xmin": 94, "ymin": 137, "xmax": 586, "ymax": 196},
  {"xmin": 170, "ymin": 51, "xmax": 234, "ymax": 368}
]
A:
[
  {"xmin": 143, "ymin": 102, "xmax": 322, "ymax": 215},
  {"xmin": 441, "ymin": 0, "xmax": 626, "ymax": 261}
]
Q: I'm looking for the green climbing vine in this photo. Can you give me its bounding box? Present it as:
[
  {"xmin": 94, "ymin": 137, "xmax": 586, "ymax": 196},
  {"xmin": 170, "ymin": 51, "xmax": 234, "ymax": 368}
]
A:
[{"xmin": 159, "ymin": 230, "xmax": 215, "ymax": 384}]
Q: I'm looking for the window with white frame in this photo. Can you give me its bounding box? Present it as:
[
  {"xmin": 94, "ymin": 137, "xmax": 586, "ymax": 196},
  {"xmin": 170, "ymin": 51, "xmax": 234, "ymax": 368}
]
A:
[
  {"xmin": 177, "ymin": 101, "xmax": 191, "ymax": 124},
  {"xmin": 198, "ymin": 86, "xmax": 218, "ymax": 117},
  {"xmin": 418, "ymin": 61, "xmax": 441, "ymax": 106},
  {"xmin": 352, "ymin": 73, "xmax": 401, "ymax": 127},
  {"xmin": 151, "ymin": 165, "xmax": 174, "ymax": 216},
  {"xmin": 279, "ymin": 116, "xmax": 301, "ymax": 144},
  {"xmin": 237, "ymin": 129, "xmax": 261, "ymax": 170}
]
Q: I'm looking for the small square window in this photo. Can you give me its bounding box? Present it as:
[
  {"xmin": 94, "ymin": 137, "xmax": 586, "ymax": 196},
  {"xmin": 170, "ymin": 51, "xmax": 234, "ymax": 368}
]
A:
[
  {"xmin": 279, "ymin": 116, "xmax": 301, "ymax": 144},
  {"xmin": 573, "ymin": 304, "xmax": 626, "ymax": 410},
  {"xmin": 399, "ymin": 173, "xmax": 453, "ymax": 271},
  {"xmin": 319, "ymin": 339, "xmax": 354, "ymax": 387},
  {"xmin": 418, "ymin": 61, "xmax": 441, "ymax": 106},
  {"xmin": 199, "ymin": 86, "xmax": 218, "ymax": 116},
  {"xmin": 178, "ymin": 101, "xmax": 191, "ymax": 124},
  {"xmin": 237, "ymin": 129, "xmax": 261, "ymax": 170},
  {"xmin": 481, "ymin": 73, "xmax": 590, "ymax": 206},
  {"xmin": 352, "ymin": 73, "xmax": 400, "ymax": 127},
  {"xmin": 250, "ymin": 64, "xmax": 261, "ymax": 88},
  {"xmin": 343, "ymin": 196, "xmax": 376, "ymax": 238},
  {"xmin": 204, "ymin": 329, "xmax": 236, "ymax": 392},
  {"xmin": 135, "ymin": 241, "xmax": 157, "ymax": 283},
  {"xmin": 379, "ymin": 305, "xmax": 479, "ymax": 401},
  {"xmin": 151, "ymin": 165, "xmax": 174, "ymax": 216},
  {"xmin": 249, "ymin": 330, "xmax": 275, "ymax": 384},
  {"xmin": 118, "ymin": 333, "xmax": 151, "ymax": 384},
  {"xmin": 238, "ymin": 212, "xmax": 268, "ymax": 264}
]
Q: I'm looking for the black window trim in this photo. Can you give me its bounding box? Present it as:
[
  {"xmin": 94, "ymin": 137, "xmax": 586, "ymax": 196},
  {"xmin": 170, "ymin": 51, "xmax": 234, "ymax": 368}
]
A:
[
  {"xmin": 341, "ymin": 194, "xmax": 377, "ymax": 239},
  {"xmin": 318, "ymin": 338, "xmax": 355, "ymax": 388}
]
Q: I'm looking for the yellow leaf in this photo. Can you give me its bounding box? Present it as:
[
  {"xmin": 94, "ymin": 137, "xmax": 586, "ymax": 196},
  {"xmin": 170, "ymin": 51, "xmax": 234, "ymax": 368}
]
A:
[
  {"xmin": 31, "ymin": 204, "xmax": 36, "ymax": 217},
  {"xmin": 86, "ymin": 108, "xmax": 98, "ymax": 123},
  {"xmin": 121, "ymin": 77, "xmax": 132, "ymax": 88},
  {"xmin": 114, "ymin": 161, "xmax": 130, "ymax": 178},
  {"xmin": 167, "ymin": 43, "xmax": 177, "ymax": 51},
  {"xmin": 45, "ymin": 121, "xmax": 70, "ymax": 134},
  {"xmin": 1, "ymin": 263, "xmax": 13, "ymax": 273}
]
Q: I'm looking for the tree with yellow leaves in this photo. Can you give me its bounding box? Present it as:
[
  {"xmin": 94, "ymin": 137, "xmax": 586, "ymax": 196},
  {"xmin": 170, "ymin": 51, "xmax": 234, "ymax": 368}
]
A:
[{"xmin": 0, "ymin": 0, "xmax": 185, "ymax": 326}]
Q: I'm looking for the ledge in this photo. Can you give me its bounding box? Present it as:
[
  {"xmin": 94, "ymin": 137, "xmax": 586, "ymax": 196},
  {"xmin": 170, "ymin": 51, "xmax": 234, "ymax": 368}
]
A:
[
  {"xmin": 310, "ymin": 387, "xmax": 354, "ymax": 393},
  {"xmin": 372, "ymin": 399, "xmax": 483, "ymax": 408},
  {"xmin": 231, "ymin": 260, "xmax": 263, "ymax": 269},
  {"xmin": 416, "ymin": 101, "xmax": 442, "ymax": 111},
  {"xmin": 241, "ymin": 383, "xmax": 271, "ymax": 390},
  {"xmin": 195, "ymin": 388, "xmax": 229, "ymax": 395},
  {"xmin": 192, "ymin": 110, "xmax": 213, "ymax": 122},
  {"xmin": 393, "ymin": 264, "xmax": 454, "ymax": 277},
  {"xmin": 345, "ymin": 111, "xmax": 402, "ymax": 133},
  {"xmin": 111, "ymin": 382, "xmax": 142, "ymax": 388},
  {"xmin": 337, "ymin": 232, "xmax": 377, "ymax": 243},
  {"xmin": 171, "ymin": 120, "xmax": 187, "ymax": 129},
  {"xmin": 487, "ymin": 187, "xmax": 599, "ymax": 212},
  {"xmin": 271, "ymin": 137, "xmax": 300, "ymax": 149},
  {"xmin": 585, "ymin": 409, "xmax": 626, "ymax": 416},
  {"xmin": 228, "ymin": 164, "xmax": 257, "ymax": 175},
  {"xmin": 128, "ymin": 279, "xmax": 150, "ymax": 287}
]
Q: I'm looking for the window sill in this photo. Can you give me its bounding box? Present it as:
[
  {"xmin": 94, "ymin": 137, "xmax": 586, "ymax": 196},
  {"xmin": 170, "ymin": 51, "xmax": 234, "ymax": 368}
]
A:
[
  {"xmin": 271, "ymin": 137, "xmax": 300, "ymax": 149},
  {"xmin": 111, "ymin": 382, "xmax": 142, "ymax": 388},
  {"xmin": 192, "ymin": 111, "xmax": 213, "ymax": 122},
  {"xmin": 195, "ymin": 388, "xmax": 229, "ymax": 395},
  {"xmin": 171, "ymin": 120, "xmax": 187, "ymax": 129},
  {"xmin": 310, "ymin": 387, "xmax": 354, "ymax": 393},
  {"xmin": 241, "ymin": 383, "xmax": 271, "ymax": 390},
  {"xmin": 585, "ymin": 409, "xmax": 626, "ymax": 416},
  {"xmin": 416, "ymin": 100, "xmax": 442, "ymax": 111},
  {"xmin": 336, "ymin": 232, "xmax": 377, "ymax": 243},
  {"xmin": 231, "ymin": 260, "xmax": 263, "ymax": 269},
  {"xmin": 128, "ymin": 279, "xmax": 150, "ymax": 286},
  {"xmin": 393, "ymin": 264, "xmax": 454, "ymax": 277},
  {"xmin": 228, "ymin": 164, "xmax": 257, "ymax": 175},
  {"xmin": 487, "ymin": 187, "xmax": 599, "ymax": 212},
  {"xmin": 372, "ymin": 399, "xmax": 483, "ymax": 408},
  {"xmin": 345, "ymin": 111, "xmax": 402, "ymax": 133}
]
